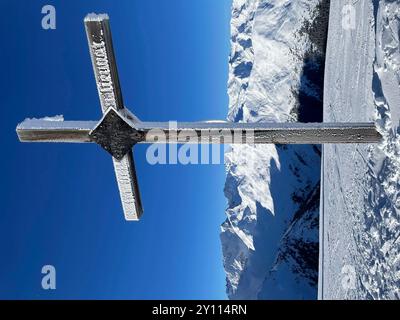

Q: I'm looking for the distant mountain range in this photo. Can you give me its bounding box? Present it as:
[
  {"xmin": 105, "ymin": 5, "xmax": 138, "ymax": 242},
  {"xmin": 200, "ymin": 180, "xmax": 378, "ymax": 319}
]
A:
[{"xmin": 221, "ymin": 0, "xmax": 330, "ymax": 300}]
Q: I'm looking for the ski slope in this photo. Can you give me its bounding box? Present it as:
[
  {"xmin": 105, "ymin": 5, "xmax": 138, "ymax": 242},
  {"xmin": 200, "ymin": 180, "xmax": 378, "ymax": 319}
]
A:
[{"xmin": 320, "ymin": 0, "xmax": 400, "ymax": 299}]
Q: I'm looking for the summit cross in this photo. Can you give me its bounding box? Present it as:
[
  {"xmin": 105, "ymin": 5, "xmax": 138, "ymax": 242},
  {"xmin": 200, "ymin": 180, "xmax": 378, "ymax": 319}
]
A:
[{"xmin": 16, "ymin": 13, "xmax": 382, "ymax": 221}]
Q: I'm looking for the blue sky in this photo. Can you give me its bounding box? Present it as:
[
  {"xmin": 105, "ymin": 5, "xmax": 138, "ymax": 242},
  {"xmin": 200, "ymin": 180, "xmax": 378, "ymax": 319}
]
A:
[{"xmin": 0, "ymin": 0, "xmax": 231, "ymax": 299}]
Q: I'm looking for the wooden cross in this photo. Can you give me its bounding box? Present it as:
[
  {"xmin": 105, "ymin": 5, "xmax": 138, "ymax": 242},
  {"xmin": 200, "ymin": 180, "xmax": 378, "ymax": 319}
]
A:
[{"xmin": 16, "ymin": 14, "xmax": 382, "ymax": 221}]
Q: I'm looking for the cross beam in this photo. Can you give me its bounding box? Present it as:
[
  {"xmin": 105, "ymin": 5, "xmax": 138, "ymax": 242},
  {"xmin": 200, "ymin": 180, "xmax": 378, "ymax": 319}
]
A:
[
  {"xmin": 17, "ymin": 113, "xmax": 381, "ymax": 159},
  {"xmin": 16, "ymin": 13, "xmax": 382, "ymax": 221}
]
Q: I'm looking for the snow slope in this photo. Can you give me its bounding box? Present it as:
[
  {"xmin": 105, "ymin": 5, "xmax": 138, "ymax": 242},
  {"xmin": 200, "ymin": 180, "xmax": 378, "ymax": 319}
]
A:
[
  {"xmin": 320, "ymin": 0, "xmax": 400, "ymax": 299},
  {"xmin": 221, "ymin": 0, "xmax": 330, "ymax": 299}
]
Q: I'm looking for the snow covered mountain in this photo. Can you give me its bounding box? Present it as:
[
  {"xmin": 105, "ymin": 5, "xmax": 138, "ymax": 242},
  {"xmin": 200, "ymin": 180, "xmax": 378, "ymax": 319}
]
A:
[
  {"xmin": 320, "ymin": 0, "xmax": 400, "ymax": 299},
  {"xmin": 221, "ymin": 0, "xmax": 330, "ymax": 299}
]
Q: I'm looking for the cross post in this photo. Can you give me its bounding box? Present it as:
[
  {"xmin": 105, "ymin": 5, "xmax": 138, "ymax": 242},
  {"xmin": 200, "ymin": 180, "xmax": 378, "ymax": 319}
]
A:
[{"xmin": 16, "ymin": 13, "xmax": 382, "ymax": 221}]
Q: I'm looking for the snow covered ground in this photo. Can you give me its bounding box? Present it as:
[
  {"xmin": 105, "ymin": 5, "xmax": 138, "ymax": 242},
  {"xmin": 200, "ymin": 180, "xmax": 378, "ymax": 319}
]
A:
[
  {"xmin": 320, "ymin": 0, "xmax": 400, "ymax": 299},
  {"xmin": 221, "ymin": 0, "xmax": 330, "ymax": 300}
]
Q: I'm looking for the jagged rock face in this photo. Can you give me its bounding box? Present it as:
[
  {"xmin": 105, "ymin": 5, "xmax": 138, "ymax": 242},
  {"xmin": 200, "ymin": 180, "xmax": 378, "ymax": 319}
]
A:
[{"xmin": 221, "ymin": 0, "xmax": 330, "ymax": 300}]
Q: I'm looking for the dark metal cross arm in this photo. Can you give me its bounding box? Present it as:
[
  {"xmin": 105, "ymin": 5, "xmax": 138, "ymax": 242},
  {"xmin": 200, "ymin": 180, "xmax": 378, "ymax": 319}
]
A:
[{"xmin": 17, "ymin": 113, "xmax": 382, "ymax": 156}]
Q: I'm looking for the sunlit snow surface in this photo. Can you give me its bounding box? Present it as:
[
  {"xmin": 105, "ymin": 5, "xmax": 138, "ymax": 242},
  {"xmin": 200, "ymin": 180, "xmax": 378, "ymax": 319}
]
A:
[
  {"xmin": 221, "ymin": 0, "xmax": 329, "ymax": 300},
  {"xmin": 320, "ymin": 0, "xmax": 400, "ymax": 300}
]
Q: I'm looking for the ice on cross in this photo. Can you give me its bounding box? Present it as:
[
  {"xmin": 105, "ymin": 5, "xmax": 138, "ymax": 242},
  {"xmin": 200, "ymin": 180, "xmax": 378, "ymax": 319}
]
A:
[{"xmin": 16, "ymin": 13, "xmax": 382, "ymax": 221}]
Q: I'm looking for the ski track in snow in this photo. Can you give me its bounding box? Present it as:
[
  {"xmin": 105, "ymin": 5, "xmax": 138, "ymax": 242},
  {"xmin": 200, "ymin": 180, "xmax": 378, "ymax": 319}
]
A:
[
  {"xmin": 360, "ymin": 0, "xmax": 400, "ymax": 299},
  {"xmin": 321, "ymin": 0, "xmax": 400, "ymax": 299}
]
